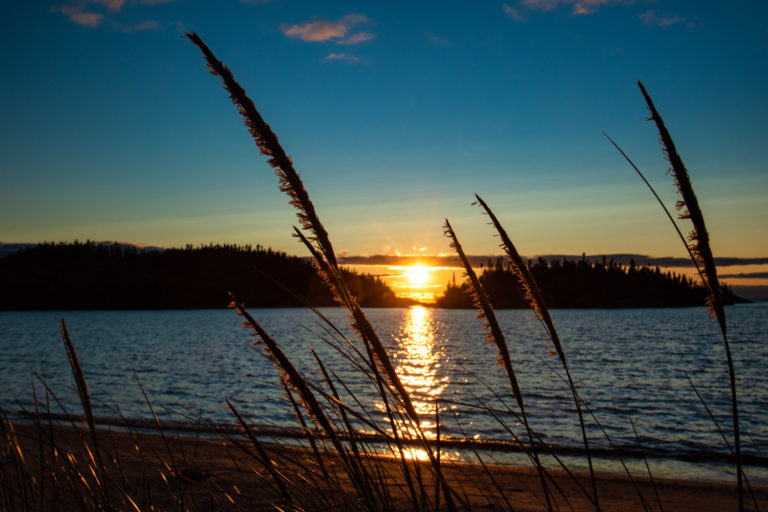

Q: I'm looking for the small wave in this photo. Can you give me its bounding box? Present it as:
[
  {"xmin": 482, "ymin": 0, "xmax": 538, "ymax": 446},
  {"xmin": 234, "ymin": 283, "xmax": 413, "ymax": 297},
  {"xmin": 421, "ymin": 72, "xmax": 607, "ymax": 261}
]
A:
[{"xmin": 13, "ymin": 412, "xmax": 768, "ymax": 469}]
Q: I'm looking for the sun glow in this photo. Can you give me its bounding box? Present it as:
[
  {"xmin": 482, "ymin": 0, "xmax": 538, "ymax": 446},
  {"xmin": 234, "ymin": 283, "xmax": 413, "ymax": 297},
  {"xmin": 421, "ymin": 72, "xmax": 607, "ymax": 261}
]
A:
[
  {"xmin": 406, "ymin": 265, "xmax": 430, "ymax": 286},
  {"xmin": 348, "ymin": 263, "xmax": 458, "ymax": 303}
]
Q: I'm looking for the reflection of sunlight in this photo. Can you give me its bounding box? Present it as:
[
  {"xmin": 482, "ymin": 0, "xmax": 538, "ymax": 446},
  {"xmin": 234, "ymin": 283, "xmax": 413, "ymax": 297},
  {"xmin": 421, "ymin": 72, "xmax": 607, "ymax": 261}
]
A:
[
  {"xmin": 401, "ymin": 447, "xmax": 430, "ymax": 462},
  {"xmin": 382, "ymin": 306, "xmax": 447, "ymax": 440}
]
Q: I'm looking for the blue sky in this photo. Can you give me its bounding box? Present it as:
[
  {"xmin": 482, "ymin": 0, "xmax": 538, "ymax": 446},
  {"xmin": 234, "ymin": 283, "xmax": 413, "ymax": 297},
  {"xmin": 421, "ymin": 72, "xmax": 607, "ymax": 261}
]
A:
[{"xmin": 1, "ymin": 0, "xmax": 767, "ymax": 260}]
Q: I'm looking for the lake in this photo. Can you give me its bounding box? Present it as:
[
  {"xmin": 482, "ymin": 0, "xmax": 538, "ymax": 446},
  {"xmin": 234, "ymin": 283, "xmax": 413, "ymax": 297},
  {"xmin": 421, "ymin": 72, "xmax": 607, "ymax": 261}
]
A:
[{"xmin": 1, "ymin": 304, "xmax": 766, "ymax": 484}]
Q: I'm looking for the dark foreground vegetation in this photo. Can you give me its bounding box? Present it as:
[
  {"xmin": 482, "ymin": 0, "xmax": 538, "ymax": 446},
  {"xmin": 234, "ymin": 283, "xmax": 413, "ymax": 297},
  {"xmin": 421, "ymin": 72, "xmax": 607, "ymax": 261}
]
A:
[
  {"xmin": 0, "ymin": 33, "xmax": 758, "ymax": 512},
  {"xmin": 436, "ymin": 257, "xmax": 746, "ymax": 309},
  {"xmin": 0, "ymin": 241, "xmax": 413, "ymax": 309}
]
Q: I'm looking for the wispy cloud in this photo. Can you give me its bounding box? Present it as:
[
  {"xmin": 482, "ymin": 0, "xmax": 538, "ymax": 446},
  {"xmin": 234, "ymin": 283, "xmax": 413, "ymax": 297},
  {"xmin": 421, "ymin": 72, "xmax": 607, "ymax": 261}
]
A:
[
  {"xmin": 520, "ymin": 0, "xmax": 559, "ymax": 11},
  {"xmin": 94, "ymin": 0, "xmax": 126, "ymax": 12},
  {"xmin": 502, "ymin": 3, "xmax": 525, "ymax": 21},
  {"xmin": 339, "ymin": 253, "xmax": 768, "ymax": 268},
  {"xmin": 283, "ymin": 20, "xmax": 347, "ymax": 41},
  {"xmin": 719, "ymin": 272, "xmax": 768, "ymax": 279},
  {"xmin": 114, "ymin": 19, "xmax": 161, "ymax": 32},
  {"xmin": 59, "ymin": 0, "xmax": 173, "ymax": 28},
  {"xmin": 337, "ymin": 32, "xmax": 374, "ymax": 45},
  {"xmin": 60, "ymin": 6, "xmax": 104, "ymax": 27},
  {"xmin": 281, "ymin": 14, "xmax": 371, "ymax": 43},
  {"xmin": 639, "ymin": 9, "xmax": 693, "ymax": 28},
  {"xmin": 323, "ymin": 52, "xmax": 360, "ymax": 63},
  {"xmin": 518, "ymin": 0, "xmax": 634, "ymax": 16}
]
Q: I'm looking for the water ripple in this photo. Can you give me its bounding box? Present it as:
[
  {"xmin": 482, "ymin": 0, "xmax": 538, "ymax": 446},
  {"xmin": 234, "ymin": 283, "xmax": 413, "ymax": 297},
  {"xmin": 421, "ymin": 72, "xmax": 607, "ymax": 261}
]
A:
[{"xmin": 1, "ymin": 304, "xmax": 766, "ymax": 482}]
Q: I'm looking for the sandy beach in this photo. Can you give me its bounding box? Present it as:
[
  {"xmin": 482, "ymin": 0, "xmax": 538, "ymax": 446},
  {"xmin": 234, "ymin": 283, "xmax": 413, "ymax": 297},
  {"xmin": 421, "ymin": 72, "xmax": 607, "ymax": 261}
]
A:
[{"xmin": 6, "ymin": 423, "xmax": 765, "ymax": 511}]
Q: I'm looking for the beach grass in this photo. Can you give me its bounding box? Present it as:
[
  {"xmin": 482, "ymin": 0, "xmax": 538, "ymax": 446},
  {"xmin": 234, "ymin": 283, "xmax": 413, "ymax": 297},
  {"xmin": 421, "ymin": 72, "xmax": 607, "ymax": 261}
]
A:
[{"xmin": 0, "ymin": 33, "xmax": 761, "ymax": 511}]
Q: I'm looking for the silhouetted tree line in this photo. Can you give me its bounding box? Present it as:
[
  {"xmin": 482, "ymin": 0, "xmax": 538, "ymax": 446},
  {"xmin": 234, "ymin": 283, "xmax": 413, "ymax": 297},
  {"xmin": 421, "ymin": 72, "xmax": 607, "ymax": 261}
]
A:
[
  {"xmin": 0, "ymin": 241, "xmax": 413, "ymax": 310},
  {"xmin": 435, "ymin": 256, "xmax": 746, "ymax": 309}
]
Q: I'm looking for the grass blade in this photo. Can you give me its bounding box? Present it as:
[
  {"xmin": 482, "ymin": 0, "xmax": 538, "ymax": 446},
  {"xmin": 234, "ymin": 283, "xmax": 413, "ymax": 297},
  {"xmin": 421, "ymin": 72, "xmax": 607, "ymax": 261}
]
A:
[
  {"xmin": 443, "ymin": 218, "xmax": 554, "ymax": 512},
  {"xmin": 637, "ymin": 80, "xmax": 742, "ymax": 510},
  {"xmin": 473, "ymin": 195, "xmax": 600, "ymax": 509}
]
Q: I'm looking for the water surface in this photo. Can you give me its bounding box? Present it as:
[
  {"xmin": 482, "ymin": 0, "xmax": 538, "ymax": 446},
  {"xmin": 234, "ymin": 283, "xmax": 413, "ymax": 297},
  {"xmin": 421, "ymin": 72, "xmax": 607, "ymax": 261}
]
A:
[{"xmin": 1, "ymin": 304, "xmax": 766, "ymax": 483}]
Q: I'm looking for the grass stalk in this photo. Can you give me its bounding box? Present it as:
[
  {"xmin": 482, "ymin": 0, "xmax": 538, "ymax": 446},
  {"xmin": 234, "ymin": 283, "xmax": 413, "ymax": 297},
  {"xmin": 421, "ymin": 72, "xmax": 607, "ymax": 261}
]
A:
[
  {"xmin": 186, "ymin": 31, "xmax": 461, "ymax": 509},
  {"xmin": 185, "ymin": 32, "xmax": 422, "ymax": 427},
  {"xmin": 628, "ymin": 414, "xmax": 662, "ymax": 512},
  {"xmin": 684, "ymin": 374, "xmax": 760, "ymax": 512},
  {"xmin": 225, "ymin": 398, "xmax": 295, "ymax": 506},
  {"xmin": 473, "ymin": 194, "xmax": 600, "ymax": 510},
  {"xmin": 59, "ymin": 320, "xmax": 112, "ymax": 507},
  {"xmin": 443, "ymin": 218, "xmax": 554, "ymax": 511},
  {"xmin": 636, "ymin": 80, "xmax": 742, "ymax": 511}
]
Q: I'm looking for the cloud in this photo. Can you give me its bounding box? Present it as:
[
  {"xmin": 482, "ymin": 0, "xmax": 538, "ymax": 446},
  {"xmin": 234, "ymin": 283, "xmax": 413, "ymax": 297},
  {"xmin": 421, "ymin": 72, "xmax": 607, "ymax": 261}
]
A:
[
  {"xmin": 520, "ymin": 0, "xmax": 560, "ymax": 11},
  {"xmin": 283, "ymin": 21, "xmax": 346, "ymax": 41},
  {"xmin": 719, "ymin": 272, "xmax": 768, "ymax": 279},
  {"xmin": 338, "ymin": 253, "xmax": 768, "ymax": 268},
  {"xmin": 323, "ymin": 52, "xmax": 360, "ymax": 63},
  {"xmin": 59, "ymin": 0, "xmax": 173, "ymax": 28},
  {"xmin": 337, "ymin": 32, "xmax": 374, "ymax": 45},
  {"xmin": 114, "ymin": 19, "xmax": 161, "ymax": 32},
  {"xmin": 519, "ymin": 0, "xmax": 634, "ymax": 15},
  {"xmin": 94, "ymin": 0, "xmax": 127, "ymax": 11},
  {"xmin": 132, "ymin": 19, "xmax": 160, "ymax": 30},
  {"xmin": 60, "ymin": 6, "xmax": 104, "ymax": 27},
  {"xmin": 502, "ymin": 3, "xmax": 525, "ymax": 21},
  {"xmin": 281, "ymin": 14, "xmax": 369, "ymax": 42},
  {"xmin": 639, "ymin": 9, "xmax": 693, "ymax": 28}
]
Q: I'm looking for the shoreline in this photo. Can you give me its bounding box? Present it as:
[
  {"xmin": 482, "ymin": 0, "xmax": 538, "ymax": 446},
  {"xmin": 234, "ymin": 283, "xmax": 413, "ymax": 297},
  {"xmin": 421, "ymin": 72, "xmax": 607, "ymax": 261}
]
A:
[
  {"xmin": 14, "ymin": 412, "xmax": 768, "ymax": 470},
  {"xmin": 3, "ymin": 300, "xmax": 764, "ymax": 311},
  {"xmin": 7, "ymin": 422, "xmax": 767, "ymax": 511}
]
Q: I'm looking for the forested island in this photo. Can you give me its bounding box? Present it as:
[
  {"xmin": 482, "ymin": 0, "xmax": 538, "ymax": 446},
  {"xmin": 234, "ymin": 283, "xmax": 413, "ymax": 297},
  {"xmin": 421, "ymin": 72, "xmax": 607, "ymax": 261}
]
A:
[
  {"xmin": 435, "ymin": 257, "xmax": 746, "ymax": 309},
  {"xmin": 0, "ymin": 242, "xmax": 746, "ymax": 310},
  {"xmin": 0, "ymin": 242, "xmax": 412, "ymax": 309}
]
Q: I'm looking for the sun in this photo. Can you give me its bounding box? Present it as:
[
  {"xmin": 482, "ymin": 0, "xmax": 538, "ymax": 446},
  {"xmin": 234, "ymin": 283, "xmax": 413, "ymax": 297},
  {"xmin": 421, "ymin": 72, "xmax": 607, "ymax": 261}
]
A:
[{"xmin": 406, "ymin": 265, "xmax": 430, "ymax": 286}]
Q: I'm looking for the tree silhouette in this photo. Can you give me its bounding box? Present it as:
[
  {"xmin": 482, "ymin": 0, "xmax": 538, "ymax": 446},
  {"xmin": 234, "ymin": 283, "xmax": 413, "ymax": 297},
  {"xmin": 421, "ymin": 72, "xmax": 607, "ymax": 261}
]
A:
[
  {"xmin": 436, "ymin": 257, "xmax": 745, "ymax": 309},
  {"xmin": 0, "ymin": 242, "xmax": 413, "ymax": 309}
]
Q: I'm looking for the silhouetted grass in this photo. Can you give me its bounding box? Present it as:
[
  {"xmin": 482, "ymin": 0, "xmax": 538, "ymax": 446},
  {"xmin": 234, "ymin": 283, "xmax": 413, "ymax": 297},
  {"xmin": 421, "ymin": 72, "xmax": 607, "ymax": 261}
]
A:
[
  {"xmin": 0, "ymin": 33, "xmax": 761, "ymax": 512},
  {"xmin": 607, "ymin": 81, "xmax": 744, "ymax": 510}
]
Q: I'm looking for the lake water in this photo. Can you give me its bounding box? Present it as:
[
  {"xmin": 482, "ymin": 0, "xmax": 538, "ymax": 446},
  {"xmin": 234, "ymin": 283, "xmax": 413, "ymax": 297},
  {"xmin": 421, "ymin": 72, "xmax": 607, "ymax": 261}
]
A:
[{"xmin": 1, "ymin": 304, "xmax": 766, "ymax": 484}]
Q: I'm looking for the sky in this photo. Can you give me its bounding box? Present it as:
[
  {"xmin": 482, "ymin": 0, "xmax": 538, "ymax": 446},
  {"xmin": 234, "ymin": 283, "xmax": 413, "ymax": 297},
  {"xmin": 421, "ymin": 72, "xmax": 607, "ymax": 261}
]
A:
[{"xmin": 1, "ymin": 1, "xmax": 767, "ymax": 264}]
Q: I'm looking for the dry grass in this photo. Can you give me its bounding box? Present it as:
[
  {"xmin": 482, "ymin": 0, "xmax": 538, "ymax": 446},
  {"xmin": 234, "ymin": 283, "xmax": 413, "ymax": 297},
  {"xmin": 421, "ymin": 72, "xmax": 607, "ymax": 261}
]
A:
[{"xmin": 0, "ymin": 34, "xmax": 757, "ymax": 512}]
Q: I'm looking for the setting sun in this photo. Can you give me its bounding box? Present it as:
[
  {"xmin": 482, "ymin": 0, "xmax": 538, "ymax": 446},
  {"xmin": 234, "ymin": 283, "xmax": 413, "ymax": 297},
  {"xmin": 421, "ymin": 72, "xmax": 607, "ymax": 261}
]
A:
[{"xmin": 406, "ymin": 265, "xmax": 430, "ymax": 286}]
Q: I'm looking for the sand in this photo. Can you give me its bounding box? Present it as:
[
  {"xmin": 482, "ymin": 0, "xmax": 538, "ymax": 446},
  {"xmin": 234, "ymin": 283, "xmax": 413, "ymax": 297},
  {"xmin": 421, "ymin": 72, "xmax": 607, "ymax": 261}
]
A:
[{"xmin": 7, "ymin": 423, "xmax": 766, "ymax": 511}]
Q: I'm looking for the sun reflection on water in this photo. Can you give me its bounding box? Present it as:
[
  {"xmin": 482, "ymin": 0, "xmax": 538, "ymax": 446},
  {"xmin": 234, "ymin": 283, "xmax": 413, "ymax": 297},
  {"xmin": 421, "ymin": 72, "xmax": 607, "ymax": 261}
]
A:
[{"xmin": 382, "ymin": 306, "xmax": 448, "ymax": 442}]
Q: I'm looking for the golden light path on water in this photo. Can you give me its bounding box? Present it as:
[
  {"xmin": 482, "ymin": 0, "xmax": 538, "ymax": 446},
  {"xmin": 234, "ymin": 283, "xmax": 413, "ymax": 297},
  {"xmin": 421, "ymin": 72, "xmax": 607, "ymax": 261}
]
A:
[{"xmin": 377, "ymin": 306, "xmax": 450, "ymax": 461}]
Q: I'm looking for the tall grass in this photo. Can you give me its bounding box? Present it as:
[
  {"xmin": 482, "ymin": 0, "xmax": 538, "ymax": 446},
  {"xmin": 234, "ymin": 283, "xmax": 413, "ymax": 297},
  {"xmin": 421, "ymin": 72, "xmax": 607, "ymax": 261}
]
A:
[
  {"xmin": 471, "ymin": 194, "xmax": 600, "ymax": 508},
  {"xmin": 443, "ymin": 218, "xmax": 555, "ymax": 511},
  {"xmin": 186, "ymin": 30, "xmax": 462, "ymax": 511},
  {"xmin": 0, "ymin": 34, "xmax": 758, "ymax": 512},
  {"xmin": 607, "ymin": 81, "xmax": 743, "ymax": 510}
]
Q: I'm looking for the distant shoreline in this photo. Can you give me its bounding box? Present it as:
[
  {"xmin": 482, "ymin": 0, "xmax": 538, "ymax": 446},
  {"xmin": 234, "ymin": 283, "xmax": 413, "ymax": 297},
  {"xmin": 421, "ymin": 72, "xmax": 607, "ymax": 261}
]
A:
[
  {"xmin": 0, "ymin": 241, "xmax": 757, "ymax": 309},
  {"xmin": 3, "ymin": 300, "xmax": 765, "ymax": 312}
]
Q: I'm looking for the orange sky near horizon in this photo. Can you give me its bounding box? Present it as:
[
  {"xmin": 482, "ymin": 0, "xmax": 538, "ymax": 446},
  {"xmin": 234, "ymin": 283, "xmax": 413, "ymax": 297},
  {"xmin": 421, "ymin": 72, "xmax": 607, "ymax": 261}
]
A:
[{"xmin": 353, "ymin": 261, "xmax": 768, "ymax": 303}]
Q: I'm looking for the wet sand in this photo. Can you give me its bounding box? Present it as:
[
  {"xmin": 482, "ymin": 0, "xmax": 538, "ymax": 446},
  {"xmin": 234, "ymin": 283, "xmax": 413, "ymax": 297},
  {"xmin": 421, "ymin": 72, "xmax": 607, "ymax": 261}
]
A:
[{"xmin": 9, "ymin": 423, "xmax": 766, "ymax": 511}]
